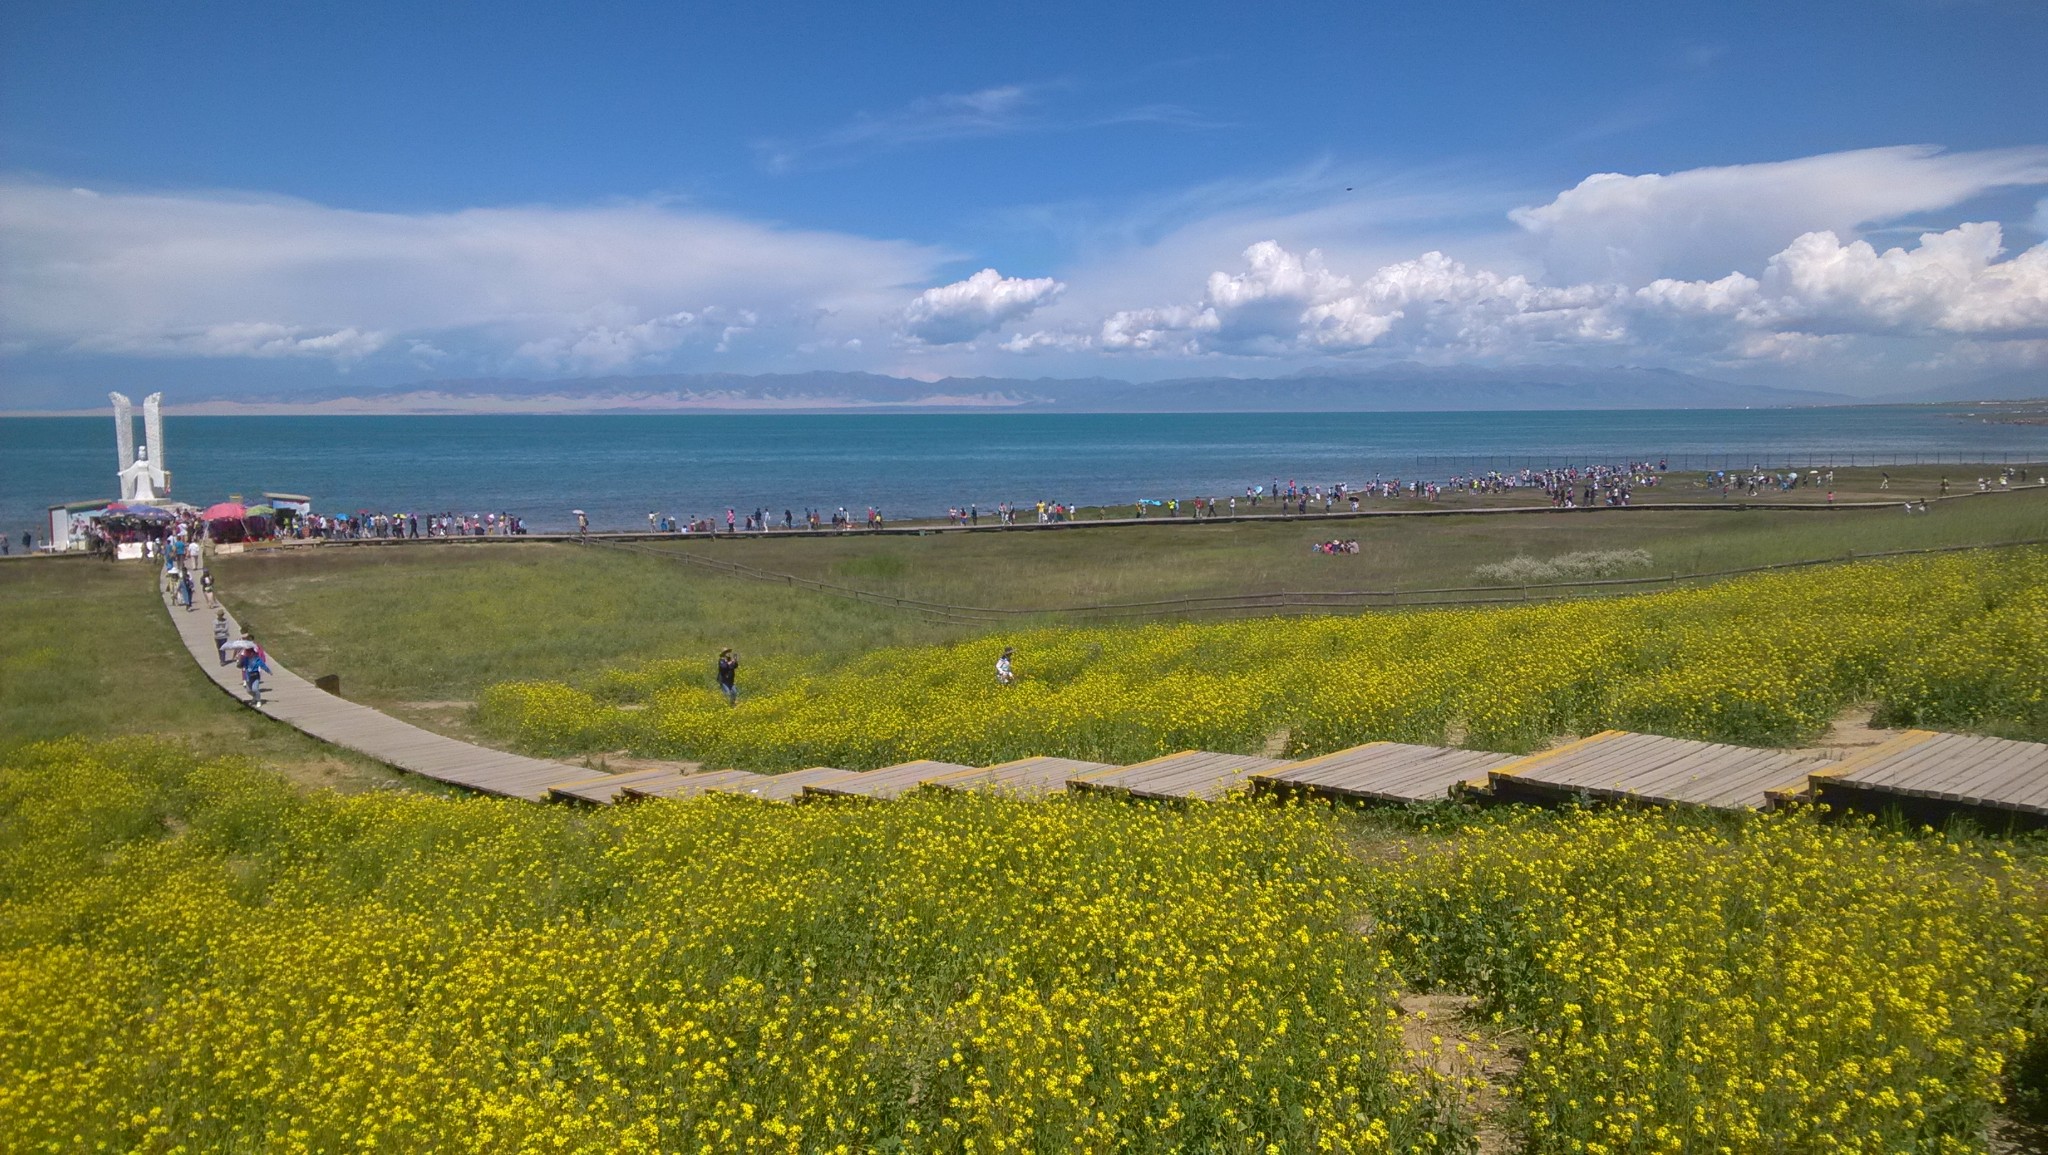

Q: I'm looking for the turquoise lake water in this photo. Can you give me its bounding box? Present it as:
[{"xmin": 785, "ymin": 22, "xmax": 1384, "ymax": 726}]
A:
[{"xmin": 2, "ymin": 408, "xmax": 2042, "ymax": 536}]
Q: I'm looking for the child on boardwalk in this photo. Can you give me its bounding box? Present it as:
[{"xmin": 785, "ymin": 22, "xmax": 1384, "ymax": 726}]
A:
[{"xmin": 237, "ymin": 635, "xmax": 270, "ymax": 707}]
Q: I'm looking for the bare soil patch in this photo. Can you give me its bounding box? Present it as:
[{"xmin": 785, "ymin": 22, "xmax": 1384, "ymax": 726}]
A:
[{"xmin": 1395, "ymin": 992, "xmax": 1523, "ymax": 1155}]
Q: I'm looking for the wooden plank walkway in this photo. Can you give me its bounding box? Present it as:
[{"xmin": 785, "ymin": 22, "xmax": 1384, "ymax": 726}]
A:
[
  {"xmin": 927, "ymin": 756, "xmax": 1118, "ymax": 798},
  {"xmin": 1252, "ymin": 742, "xmax": 1517, "ymax": 804},
  {"xmin": 163, "ymin": 590, "xmax": 589, "ymax": 801},
  {"xmin": 551, "ymin": 767, "xmax": 687, "ymax": 804},
  {"xmin": 168, "ymin": 583, "xmax": 2046, "ymax": 824},
  {"xmin": 1073, "ymin": 751, "xmax": 1293, "ymax": 801},
  {"xmin": 806, "ymin": 760, "xmax": 978, "ymax": 800},
  {"xmin": 1812, "ymin": 730, "xmax": 2048, "ymax": 818},
  {"xmin": 1486, "ymin": 730, "xmax": 1833, "ymax": 811},
  {"xmin": 621, "ymin": 768, "xmax": 764, "ymax": 800},
  {"xmin": 706, "ymin": 766, "xmax": 860, "ymax": 802}
]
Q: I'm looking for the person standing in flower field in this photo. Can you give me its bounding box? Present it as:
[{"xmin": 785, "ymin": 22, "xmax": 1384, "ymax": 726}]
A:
[
  {"xmin": 716, "ymin": 647, "xmax": 740, "ymax": 706},
  {"xmin": 995, "ymin": 646, "xmax": 1015, "ymax": 685}
]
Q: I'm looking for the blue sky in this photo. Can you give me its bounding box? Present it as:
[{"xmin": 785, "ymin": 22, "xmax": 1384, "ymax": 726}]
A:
[{"xmin": 3, "ymin": 0, "xmax": 2046, "ymax": 406}]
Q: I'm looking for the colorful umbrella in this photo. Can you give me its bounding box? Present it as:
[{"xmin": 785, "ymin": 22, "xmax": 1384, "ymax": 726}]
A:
[{"xmin": 202, "ymin": 502, "xmax": 246, "ymax": 519}]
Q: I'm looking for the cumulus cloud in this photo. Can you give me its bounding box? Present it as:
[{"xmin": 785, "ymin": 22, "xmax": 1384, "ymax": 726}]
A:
[
  {"xmin": 7, "ymin": 143, "xmax": 2047, "ymax": 392},
  {"xmin": 1082, "ymin": 219, "xmax": 2047, "ymax": 367},
  {"xmin": 1093, "ymin": 241, "xmax": 1625, "ymax": 359},
  {"xmin": 0, "ymin": 180, "xmax": 943, "ymax": 372},
  {"xmin": 899, "ymin": 268, "xmax": 1064, "ymax": 345},
  {"xmin": 1642, "ymin": 224, "xmax": 2048, "ymax": 338},
  {"xmin": 1512, "ymin": 145, "xmax": 2048, "ymax": 284}
]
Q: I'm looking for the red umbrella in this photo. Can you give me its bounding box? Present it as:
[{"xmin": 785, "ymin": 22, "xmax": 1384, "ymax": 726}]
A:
[{"xmin": 202, "ymin": 502, "xmax": 246, "ymax": 519}]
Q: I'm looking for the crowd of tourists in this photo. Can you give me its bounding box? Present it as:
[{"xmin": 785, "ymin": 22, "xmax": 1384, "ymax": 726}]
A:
[{"xmin": 302, "ymin": 511, "xmax": 528, "ymax": 539}]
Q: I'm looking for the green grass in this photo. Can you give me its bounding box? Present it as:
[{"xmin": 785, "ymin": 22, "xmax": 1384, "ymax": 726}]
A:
[
  {"xmin": 683, "ymin": 487, "xmax": 2048, "ymax": 609},
  {"xmin": 0, "ymin": 559, "xmax": 435, "ymax": 794},
  {"xmin": 208, "ymin": 488, "xmax": 2048, "ymax": 719}
]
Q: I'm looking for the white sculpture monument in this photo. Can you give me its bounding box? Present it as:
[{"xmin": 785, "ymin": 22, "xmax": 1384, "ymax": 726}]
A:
[{"xmin": 111, "ymin": 391, "xmax": 168, "ymax": 501}]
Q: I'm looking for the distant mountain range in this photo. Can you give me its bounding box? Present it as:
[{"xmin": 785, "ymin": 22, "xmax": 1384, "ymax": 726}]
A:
[
  {"xmin": 1875, "ymin": 370, "xmax": 2048, "ymax": 404},
  {"xmin": 161, "ymin": 364, "xmax": 1855, "ymax": 414}
]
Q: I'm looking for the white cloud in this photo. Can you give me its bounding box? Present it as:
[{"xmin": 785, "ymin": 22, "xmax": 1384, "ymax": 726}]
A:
[
  {"xmin": 1099, "ymin": 304, "xmax": 1218, "ymax": 352},
  {"xmin": 1511, "ymin": 145, "xmax": 2048, "ymax": 284},
  {"xmin": 79, "ymin": 322, "xmax": 388, "ymax": 362},
  {"xmin": 998, "ymin": 329, "xmax": 1093, "ymax": 353},
  {"xmin": 7, "ymin": 144, "xmax": 2048, "ymax": 396},
  {"xmin": 1643, "ymin": 224, "xmax": 2048, "ymax": 338},
  {"xmin": 1634, "ymin": 271, "xmax": 1760, "ymax": 316},
  {"xmin": 0, "ymin": 180, "xmax": 943, "ymax": 372},
  {"xmin": 759, "ymin": 85, "xmax": 1040, "ymax": 171},
  {"xmin": 1091, "ymin": 241, "xmax": 1625, "ymax": 359},
  {"xmin": 1081, "ymin": 220, "xmax": 2047, "ymax": 369},
  {"xmin": 756, "ymin": 82, "xmax": 1218, "ymax": 171},
  {"xmin": 515, "ymin": 308, "xmax": 767, "ymax": 371},
  {"xmin": 899, "ymin": 268, "xmax": 1064, "ymax": 345}
]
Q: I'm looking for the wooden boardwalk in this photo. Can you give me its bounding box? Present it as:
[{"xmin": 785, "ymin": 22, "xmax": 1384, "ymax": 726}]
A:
[
  {"xmin": 806, "ymin": 760, "xmax": 979, "ymax": 800},
  {"xmin": 713, "ymin": 766, "xmax": 860, "ymax": 801},
  {"xmin": 1812, "ymin": 730, "xmax": 2048, "ymax": 822},
  {"xmin": 1253, "ymin": 742, "xmax": 1517, "ymax": 804},
  {"xmin": 1486, "ymin": 730, "xmax": 1832, "ymax": 811},
  {"xmin": 1073, "ymin": 751, "xmax": 1294, "ymax": 801},
  {"xmin": 927, "ymin": 756, "xmax": 1118, "ymax": 798},
  {"xmin": 163, "ymin": 591, "xmax": 588, "ymax": 801},
  {"xmin": 551, "ymin": 767, "xmax": 686, "ymax": 804},
  {"xmin": 171, "ymin": 581, "xmax": 2047, "ymax": 823},
  {"xmin": 622, "ymin": 768, "xmax": 764, "ymax": 800}
]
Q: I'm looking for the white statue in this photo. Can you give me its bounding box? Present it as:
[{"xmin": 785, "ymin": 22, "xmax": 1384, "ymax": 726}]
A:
[
  {"xmin": 118, "ymin": 444, "xmax": 160, "ymax": 500},
  {"xmin": 111, "ymin": 391, "xmax": 168, "ymax": 500}
]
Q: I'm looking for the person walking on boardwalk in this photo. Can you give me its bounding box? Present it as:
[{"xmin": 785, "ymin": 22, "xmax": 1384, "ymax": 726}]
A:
[
  {"xmin": 200, "ymin": 569, "xmax": 216, "ymax": 608},
  {"xmin": 236, "ymin": 634, "xmax": 270, "ymax": 708},
  {"xmin": 995, "ymin": 646, "xmax": 1015, "ymax": 685},
  {"xmin": 213, "ymin": 610, "xmax": 231, "ymax": 665},
  {"xmin": 177, "ymin": 569, "xmax": 195, "ymax": 610},
  {"xmin": 716, "ymin": 647, "xmax": 740, "ymax": 706}
]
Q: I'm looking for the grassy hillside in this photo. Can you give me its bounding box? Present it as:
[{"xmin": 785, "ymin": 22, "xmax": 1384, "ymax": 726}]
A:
[
  {"xmin": 0, "ymin": 561, "xmax": 427, "ymax": 794},
  {"xmin": 205, "ymin": 490, "xmax": 2048, "ymax": 728}
]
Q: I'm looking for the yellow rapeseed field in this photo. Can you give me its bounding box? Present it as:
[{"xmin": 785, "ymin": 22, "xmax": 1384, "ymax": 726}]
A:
[
  {"xmin": 4, "ymin": 740, "xmax": 2043, "ymax": 1151},
  {"xmin": 0, "ymin": 739, "xmax": 1471, "ymax": 1153},
  {"xmin": 481, "ymin": 549, "xmax": 2048, "ymax": 769},
  {"xmin": 1374, "ymin": 807, "xmax": 2046, "ymax": 1153},
  {"xmin": 4, "ymin": 741, "xmax": 2043, "ymax": 1150}
]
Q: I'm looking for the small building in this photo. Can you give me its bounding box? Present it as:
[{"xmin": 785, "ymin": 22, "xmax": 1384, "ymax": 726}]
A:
[
  {"xmin": 263, "ymin": 493, "xmax": 313, "ymax": 531},
  {"xmin": 46, "ymin": 500, "xmax": 111, "ymax": 551}
]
